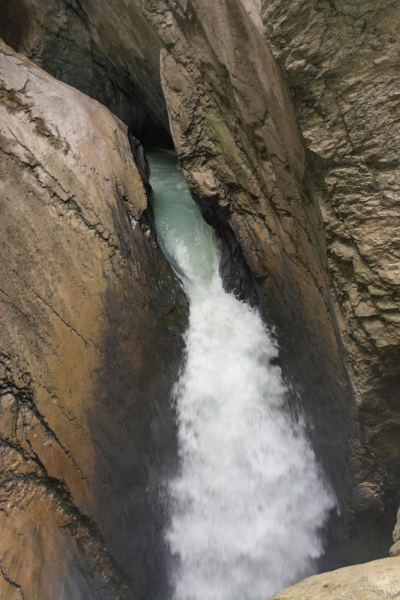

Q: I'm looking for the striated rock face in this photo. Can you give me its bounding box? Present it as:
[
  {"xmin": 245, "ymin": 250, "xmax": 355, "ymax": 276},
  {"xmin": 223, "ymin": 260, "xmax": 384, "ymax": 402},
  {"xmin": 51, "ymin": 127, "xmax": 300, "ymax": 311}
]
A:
[
  {"xmin": 268, "ymin": 557, "xmax": 400, "ymax": 600},
  {"xmin": 262, "ymin": 0, "xmax": 400, "ymax": 559},
  {"xmin": 0, "ymin": 42, "xmax": 186, "ymax": 599}
]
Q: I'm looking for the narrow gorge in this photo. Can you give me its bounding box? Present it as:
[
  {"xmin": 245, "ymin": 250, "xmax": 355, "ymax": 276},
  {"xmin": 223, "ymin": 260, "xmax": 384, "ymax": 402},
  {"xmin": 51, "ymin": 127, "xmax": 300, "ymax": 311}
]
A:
[
  {"xmin": 0, "ymin": 1, "xmax": 400, "ymax": 599},
  {"xmin": 148, "ymin": 148, "xmax": 334, "ymax": 599}
]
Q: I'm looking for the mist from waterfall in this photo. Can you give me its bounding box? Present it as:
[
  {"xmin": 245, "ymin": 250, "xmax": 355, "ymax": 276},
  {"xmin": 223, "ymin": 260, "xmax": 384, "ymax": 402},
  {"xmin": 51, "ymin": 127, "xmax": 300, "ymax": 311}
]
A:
[{"xmin": 146, "ymin": 148, "xmax": 335, "ymax": 600}]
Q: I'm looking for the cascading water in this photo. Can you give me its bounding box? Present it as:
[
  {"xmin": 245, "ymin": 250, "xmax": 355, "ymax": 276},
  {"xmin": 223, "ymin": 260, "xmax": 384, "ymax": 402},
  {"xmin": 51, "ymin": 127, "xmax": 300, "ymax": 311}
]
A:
[{"xmin": 146, "ymin": 148, "xmax": 335, "ymax": 600}]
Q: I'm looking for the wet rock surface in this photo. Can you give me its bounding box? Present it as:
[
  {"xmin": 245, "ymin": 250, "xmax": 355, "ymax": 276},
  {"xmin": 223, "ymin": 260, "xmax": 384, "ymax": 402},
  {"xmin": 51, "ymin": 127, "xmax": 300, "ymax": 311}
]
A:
[{"xmin": 0, "ymin": 42, "xmax": 187, "ymax": 600}]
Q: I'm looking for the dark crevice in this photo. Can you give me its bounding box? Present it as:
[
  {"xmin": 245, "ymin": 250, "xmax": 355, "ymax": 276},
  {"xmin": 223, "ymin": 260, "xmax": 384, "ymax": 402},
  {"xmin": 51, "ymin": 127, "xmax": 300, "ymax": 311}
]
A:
[
  {"xmin": 0, "ymin": 0, "xmax": 170, "ymax": 145},
  {"xmin": 193, "ymin": 195, "xmax": 260, "ymax": 307}
]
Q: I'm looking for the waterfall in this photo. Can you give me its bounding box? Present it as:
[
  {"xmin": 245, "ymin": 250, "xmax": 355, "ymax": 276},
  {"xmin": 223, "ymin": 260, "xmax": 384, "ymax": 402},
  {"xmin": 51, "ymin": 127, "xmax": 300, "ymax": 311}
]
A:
[{"xmin": 146, "ymin": 148, "xmax": 335, "ymax": 600}]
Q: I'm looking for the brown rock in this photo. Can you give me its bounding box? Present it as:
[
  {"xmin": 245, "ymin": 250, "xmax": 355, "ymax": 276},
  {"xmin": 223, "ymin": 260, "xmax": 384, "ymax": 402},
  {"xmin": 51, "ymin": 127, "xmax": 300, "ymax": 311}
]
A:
[
  {"xmin": 390, "ymin": 541, "xmax": 400, "ymax": 558},
  {"xmin": 47, "ymin": 0, "xmax": 400, "ymax": 563},
  {"xmin": 263, "ymin": 0, "xmax": 400, "ymax": 558},
  {"xmin": 4, "ymin": 0, "xmax": 400, "ymax": 576},
  {"xmin": 0, "ymin": 42, "xmax": 187, "ymax": 599}
]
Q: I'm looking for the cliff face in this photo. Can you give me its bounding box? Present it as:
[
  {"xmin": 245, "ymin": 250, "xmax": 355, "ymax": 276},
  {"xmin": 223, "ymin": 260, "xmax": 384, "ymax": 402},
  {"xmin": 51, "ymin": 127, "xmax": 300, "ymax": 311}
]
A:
[
  {"xmin": 269, "ymin": 556, "xmax": 400, "ymax": 600},
  {"xmin": 0, "ymin": 42, "xmax": 186, "ymax": 599},
  {"xmin": 262, "ymin": 0, "xmax": 400, "ymax": 557},
  {"xmin": 75, "ymin": 0, "xmax": 371, "ymax": 564},
  {"xmin": 1, "ymin": 0, "xmax": 400, "ymax": 592}
]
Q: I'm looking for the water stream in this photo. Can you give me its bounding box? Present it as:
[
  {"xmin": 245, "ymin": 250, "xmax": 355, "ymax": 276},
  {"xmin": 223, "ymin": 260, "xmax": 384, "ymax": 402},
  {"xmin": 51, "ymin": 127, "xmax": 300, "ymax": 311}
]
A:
[{"xmin": 146, "ymin": 148, "xmax": 335, "ymax": 600}]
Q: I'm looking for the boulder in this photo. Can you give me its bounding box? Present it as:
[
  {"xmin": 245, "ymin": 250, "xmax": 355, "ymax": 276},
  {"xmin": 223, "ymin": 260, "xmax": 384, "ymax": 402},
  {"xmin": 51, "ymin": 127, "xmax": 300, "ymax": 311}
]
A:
[{"xmin": 268, "ymin": 557, "xmax": 400, "ymax": 600}]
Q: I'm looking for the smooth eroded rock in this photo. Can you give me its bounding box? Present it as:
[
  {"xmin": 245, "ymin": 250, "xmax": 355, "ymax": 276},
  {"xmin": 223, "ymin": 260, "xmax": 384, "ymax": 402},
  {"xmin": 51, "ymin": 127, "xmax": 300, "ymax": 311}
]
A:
[
  {"xmin": 268, "ymin": 557, "xmax": 400, "ymax": 600},
  {"xmin": 0, "ymin": 41, "xmax": 187, "ymax": 600}
]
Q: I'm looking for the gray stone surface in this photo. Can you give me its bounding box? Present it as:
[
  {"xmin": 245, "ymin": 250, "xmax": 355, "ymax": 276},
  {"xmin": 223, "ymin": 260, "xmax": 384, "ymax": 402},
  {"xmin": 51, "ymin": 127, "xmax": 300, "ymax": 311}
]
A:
[{"xmin": 268, "ymin": 557, "xmax": 400, "ymax": 600}]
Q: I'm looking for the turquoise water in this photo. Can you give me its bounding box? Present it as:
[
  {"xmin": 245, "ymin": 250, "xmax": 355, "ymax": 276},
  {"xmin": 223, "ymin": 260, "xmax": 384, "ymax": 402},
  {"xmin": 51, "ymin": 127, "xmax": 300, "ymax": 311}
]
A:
[
  {"xmin": 146, "ymin": 148, "xmax": 219, "ymax": 293},
  {"xmin": 146, "ymin": 148, "xmax": 334, "ymax": 600}
]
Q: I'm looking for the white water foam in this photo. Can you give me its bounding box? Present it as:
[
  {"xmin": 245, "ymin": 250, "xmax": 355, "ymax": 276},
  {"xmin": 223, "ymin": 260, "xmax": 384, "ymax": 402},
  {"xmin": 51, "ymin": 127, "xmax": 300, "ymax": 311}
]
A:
[{"xmin": 147, "ymin": 148, "xmax": 335, "ymax": 600}]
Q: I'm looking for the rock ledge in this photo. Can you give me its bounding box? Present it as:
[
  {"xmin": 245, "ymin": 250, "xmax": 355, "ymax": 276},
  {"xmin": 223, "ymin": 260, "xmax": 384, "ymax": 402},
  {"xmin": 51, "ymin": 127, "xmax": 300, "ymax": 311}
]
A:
[{"xmin": 269, "ymin": 557, "xmax": 400, "ymax": 600}]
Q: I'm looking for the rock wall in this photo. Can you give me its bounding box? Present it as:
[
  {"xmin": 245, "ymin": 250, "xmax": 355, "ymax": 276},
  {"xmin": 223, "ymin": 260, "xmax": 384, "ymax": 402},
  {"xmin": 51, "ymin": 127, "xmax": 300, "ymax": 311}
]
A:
[
  {"xmin": 0, "ymin": 0, "xmax": 170, "ymax": 145},
  {"xmin": 262, "ymin": 0, "xmax": 400, "ymax": 560},
  {"xmin": 66, "ymin": 0, "xmax": 400, "ymax": 565},
  {"xmin": 77, "ymin": 0, "xmax": 359, "ymax": 566},
  {"xmin": 0, "ymin": 42, "xmax": 187, "ymax": 599}
]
